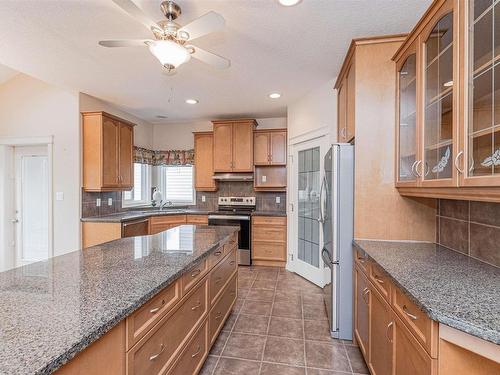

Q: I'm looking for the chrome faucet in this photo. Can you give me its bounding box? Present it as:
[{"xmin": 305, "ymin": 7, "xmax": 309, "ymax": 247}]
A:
[{"xmin": 159, "ymin": 200, "xmax": 173, "ymax": 210}]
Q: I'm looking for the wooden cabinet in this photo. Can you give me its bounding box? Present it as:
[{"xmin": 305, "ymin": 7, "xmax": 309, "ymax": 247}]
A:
[
  {"xmin": 336, "ymin": 55, "xmax": 355, "ymax": 143},
  {"xmin": 212, "ymin": 119, "xmax": 257, "ymax": 172},
  {"xmin": 253, "ymin": 129, "xmax": 287, "ymax": 166},
  {"xmin": 395, "ymin": 0, "xmax": 500, "ymax": 201},
  {"xmin": 82, "ymin": 111, "xmax": 134, "ymax": 192},
  {"xmin": 149, "ymin": 215, "xmax": 186, "ymax": 235},
  {"xmin": 251, "ymin": 216, "xmax": 287, "ymax": 267},
  {"xmin": 368, "ymin": 285, "xmax": 393, "ymax": 375},
  {"xmin": 354, "ymin": 265, "xmax": 370, "ymax": 360},
  {"xmin": 193, "ymin": 132, "xmax": 217, "ymax": 191},
  {"xmin": 185, "ymin": 214, "xmax": 209, "ymax": 225}
]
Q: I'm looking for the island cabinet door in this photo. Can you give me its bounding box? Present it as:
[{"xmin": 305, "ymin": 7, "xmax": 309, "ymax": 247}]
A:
[
  {"xmin": 368, "ymin": 285, "xmax": 393, "ymax": 375},
  {"xmin": 393, "ymin": 315, "xmax": 437, "ymax": 375},
  {"xmin": 354, "ymin": 265, "xmax": 370, "ymax": 360}
]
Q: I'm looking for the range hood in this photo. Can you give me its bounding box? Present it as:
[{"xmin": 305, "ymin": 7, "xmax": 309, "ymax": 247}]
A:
[{"xmin": 212, "ymin": 173, "xmax": 254, "ymax": 181}]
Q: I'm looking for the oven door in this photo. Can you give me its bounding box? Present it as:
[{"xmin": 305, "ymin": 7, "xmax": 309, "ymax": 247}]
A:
[{"xmin": 208, "ymin": 215, "xmax": 250, "ymax": 265}]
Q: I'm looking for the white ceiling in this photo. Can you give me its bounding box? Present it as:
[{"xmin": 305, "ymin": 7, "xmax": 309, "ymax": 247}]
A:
[{"xmin": 0, "ymin": 0, "xmax": 431, "ymax": 124}]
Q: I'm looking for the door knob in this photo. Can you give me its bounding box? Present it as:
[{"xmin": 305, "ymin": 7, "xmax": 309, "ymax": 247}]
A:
[{"xmin": 11, "ymin": 219, "xmax": 19, "ymax": 223}]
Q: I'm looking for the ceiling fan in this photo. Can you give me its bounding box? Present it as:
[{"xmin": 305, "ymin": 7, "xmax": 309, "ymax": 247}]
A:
[{"xmin": 99, "ymin": 0, "xmax": 230, "ymax": 73}]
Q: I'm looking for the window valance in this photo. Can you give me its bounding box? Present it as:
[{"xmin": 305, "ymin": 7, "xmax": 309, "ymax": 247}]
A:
[{"xmin": 133, "ymin": 146, "xmax": 194, "ymax": 166}]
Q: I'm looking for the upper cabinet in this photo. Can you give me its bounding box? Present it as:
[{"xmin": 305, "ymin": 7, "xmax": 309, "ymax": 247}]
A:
[
  {"xmin": 336, "ymin": 54, "xmax": 356, "ymax": 143},
  {"xmin": 254, "ymin": 129, "xmax": 287, "ymax": 166},
  {"xmin": 194, "ymin": 132, "xmax": 217, "ymax": 191},
  {"xmin": 82, "ymin": 112, "xmax": 134, "ymax": 192},
  {"xmin": 212, "ymin": 119, "xmax": 256, "ymax": 172},
  {"xmin": 394, "ymin": 0, "xmax": 500, "ymax": 201}
]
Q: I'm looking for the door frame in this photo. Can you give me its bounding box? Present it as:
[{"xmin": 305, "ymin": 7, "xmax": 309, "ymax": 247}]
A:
[
  {"xmin": 0, "ymin": 136, "xmax": 54, "ymax": 262},
  {"xmin": 287, "ymin": 129, "xmax": 330, "ymax": 287}
]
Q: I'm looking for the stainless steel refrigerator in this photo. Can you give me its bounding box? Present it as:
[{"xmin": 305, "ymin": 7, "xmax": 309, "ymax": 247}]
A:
[{"xmin": 320, "ymin": 143, "xmax": 354, "ymax": 340}]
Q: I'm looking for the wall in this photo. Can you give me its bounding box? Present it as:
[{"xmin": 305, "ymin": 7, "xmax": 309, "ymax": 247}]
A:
[
  {"xmin": 152, "ymin": 117, "xmax": 287, "ymax": 150},
  {"xmin": 287, "ymin": 79, "xmax": 337, "ymax": 143},
  {"xmin": 0, "ymin": 74, "xmax": 81, "ymax": 256},
  {"xmin": 353, "ymin": 40, "xmax": 436, "ymax": 241},
  {"xmin": 79, "ymin": 93, "xmax": 154, "ymax": 149},
  {"xmin": 437, "ymin": 199, "xmax": 500, "ymax": 267}
]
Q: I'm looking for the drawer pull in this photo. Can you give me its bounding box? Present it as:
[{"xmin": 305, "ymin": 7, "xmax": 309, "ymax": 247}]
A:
[
  {"xmin": 191, "ymin": 301, "xmax": 202, "ymax": 311},
  {"xmin": 215, "ymin": 312, "xmax": 222, "ymax": 320},
  {"xmin": 214, "ymin": 250, "xmax": 222, "ymax": 257},
  {"xmin": 191, "ymin": 269, "xmax": 201, "ymax": 278},
  {"xmin": 362, "ymin": 288, "xmax": 370, "ymax": 304},
  {"xmin": 374, "ymin": 275, "xmax": 384, "ymax": 284},
  {"xmin": 386, "ymin": 321, "xmax": 394, "ymax": 343},
  {"xmin": 402, "ymin": 305, "xmax": 418, "ymax": 320},
  {"xmin": 215, "ymin": 276, "xmax": 222, "ymax": 284},
  {"xmin": 191, "ymin": 345, "xmax": 201, "ymax": 358},
  {"xmin": 149, "ymin": 299, "xmax": 165, "ymax": 314},
  {"xmin": 230, "ymin": 291, "xmax": 236, "ymax": 297},
  {"xmin": 357, "ymin": 256, "xmax": 366, "ymax": 263},
  {"xmin": 149, "ymin": 344, "xmax": 165, "ymax": 361},
  {"xmin": 229, "ymin": 260, "xmax": 236, "ymax": 266}
]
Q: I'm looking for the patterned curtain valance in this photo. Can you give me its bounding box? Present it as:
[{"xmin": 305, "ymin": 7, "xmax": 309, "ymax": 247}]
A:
[{"xmin": 134, "ymin": 146, "xmax": 194, "ymax": 166}]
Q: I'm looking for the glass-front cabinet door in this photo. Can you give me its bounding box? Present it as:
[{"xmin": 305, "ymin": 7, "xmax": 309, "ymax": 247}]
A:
[
  {"xmin": 463, "ymin": 0, "xmax": 500, "ymax": 186},
  {"xmin": 396, "ymin": 43, "xmax": 419, "ymax": 186},
  {"xmin": 422, "ymin": 2, "xmax": 458, "ymax": 187}
]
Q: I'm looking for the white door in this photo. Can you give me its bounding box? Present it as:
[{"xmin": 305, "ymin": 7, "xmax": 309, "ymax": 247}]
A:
[
  {"xmin": 14, "ymin": 146, "xmax": 50, "ymax": 266},
  {"xmin": 289, "ymin": 136, "xmax": 329, "ymax": 286}
]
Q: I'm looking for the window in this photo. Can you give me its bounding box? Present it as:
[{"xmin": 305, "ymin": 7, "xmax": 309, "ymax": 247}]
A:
[
  {"xmin": 159, "ymin": 165, "xmax": 195, "ymax": 205},
  {"xmin": 123, "ymin": 163, "xmax": 151, "ymax": 207}
]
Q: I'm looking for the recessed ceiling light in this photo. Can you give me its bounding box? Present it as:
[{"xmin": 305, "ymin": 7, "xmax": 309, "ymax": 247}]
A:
[
  {"xmin": 186, "ymin": 99, "xmax": 199, "ymax": 104},
  {"xmin": 278, "ymin": 0, "xmax": 302, "ymax": 6},
  {"xmin": 269, "ymin": 93, "xmax": 281, "ymax": 99}
]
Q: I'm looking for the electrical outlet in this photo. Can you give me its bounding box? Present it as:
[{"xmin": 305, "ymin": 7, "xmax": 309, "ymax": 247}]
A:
[
  {"xmin": 262, "ymin": 175, "xmax": 267, "ymax": 182},
  {"xmin": 108, "ymin": 198, "xmax": 113, "ymax": 206},
  {"xmin": 276, "ymin": 196, "xmax": 281, "ymax": 204},
  {"xmin": 202, "ymin": 195, "xmax": 206, "ymax": 202},
  {"xmin": 96, "ymin": 198, "xmax": 101, "ymax": 207}
]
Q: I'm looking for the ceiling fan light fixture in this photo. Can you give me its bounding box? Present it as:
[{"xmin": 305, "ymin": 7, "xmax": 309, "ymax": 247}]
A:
[
  {"xmin": 148, "ymin": 40, "xmax": 190, "ymax": 68},
  {"xmin": 278, "ymin": 0, "xmax": 302, "ymax": 6}
]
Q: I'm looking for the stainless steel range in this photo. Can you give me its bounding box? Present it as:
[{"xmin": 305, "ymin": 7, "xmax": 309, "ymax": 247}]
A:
[{"xmin": 208, "ymin": 197, "xmax": 255, "ymax": 265}]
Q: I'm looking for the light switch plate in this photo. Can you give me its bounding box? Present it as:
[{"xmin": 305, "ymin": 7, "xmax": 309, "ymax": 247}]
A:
[
  {"xmin": 276, "ymin": 196, "xmax": 281, "ymax": 204},
  {"xmin": 262, "ymin": 175, "xmax": 267, "ymax": 182},
  {"xmin": 108, "ymin": 198, "xmax": 113, "ymax": 206},
  {"xmin": 201, "ymin": 195, "xmax": 206, "ymax": 202},
  {"xmin": 96, "ymin": 198, "xmax": 101, "ymax": 207},
  {"xmin": 55, "ymin": 192, "xmax": 64, "ymax": 201}
]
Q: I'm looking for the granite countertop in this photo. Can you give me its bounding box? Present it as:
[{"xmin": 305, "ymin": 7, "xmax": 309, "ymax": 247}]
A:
[
  {"xmin": 252, "ymin": 211, "xmax": 287, "ymax": 217},
  {"xmin": 80, "ymin": 208, "xmax": 212, "ymax": 223},
  {"xmin": 0, "ymin": 225, "xmax": 238, "ymax": 375},
  {"xmin": 353, "ymin": 240, "xmax": 500, "ymax": 345}
]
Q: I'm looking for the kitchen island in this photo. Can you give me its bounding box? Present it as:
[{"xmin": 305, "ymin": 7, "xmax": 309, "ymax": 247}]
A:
[{"xmin": 0, "ymin": 225, "xmax": 239, "ymax": 375}]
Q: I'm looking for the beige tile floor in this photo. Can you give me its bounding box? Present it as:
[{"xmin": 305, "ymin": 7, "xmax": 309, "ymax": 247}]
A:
[{"xmin": 199, "ymin": 266, "xmax": 369, "ymax": 375}]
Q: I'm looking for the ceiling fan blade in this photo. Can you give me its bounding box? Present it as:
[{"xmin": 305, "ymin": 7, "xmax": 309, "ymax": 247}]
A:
[
  {"xmin": 112, "ymin": 0, "xmax": 161, "ymax": 33},
  {"xmin": 188, "ymin": 46, "xmax": 230, "ymax": 69},
  {"xmin": 178, "ymin": 11, "xmax": 225, "ymax": 41},
  {"xmin": 99, "ymin": 39, "xmax": 151, "ymax": 47}
]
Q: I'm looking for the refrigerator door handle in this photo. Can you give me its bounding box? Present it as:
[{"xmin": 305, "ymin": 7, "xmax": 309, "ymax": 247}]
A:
[
  {"xmin": 318, "ymin": 177, "xmax": 325, "ymax": 224},
  {"xmin": 322, "ymin": 248, "xmax": 338, "ymax": 268}
]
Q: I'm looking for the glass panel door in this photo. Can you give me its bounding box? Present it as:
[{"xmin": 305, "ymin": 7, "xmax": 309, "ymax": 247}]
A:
[
  {"xmin": 423, "ymin": 11, "xmax": 454, "ymax": 182},
  {"xmin": 466, "ymin": 0, "xmax": 500, "ymax": 182},
  {"xmin": 398, "ymin": 52, "xmax": 418, "ymax": 183}
]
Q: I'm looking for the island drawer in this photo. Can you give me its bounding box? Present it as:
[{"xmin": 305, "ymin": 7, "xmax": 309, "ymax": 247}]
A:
[
  {"xmin": 209, "ymin": 273, "xmax": 237, "ymax": 345},
  {"xmin": 369, "ymin": 263, "xmax": 392, "ymax": 303},
  {"xmin": 210, "ymin": 248, "xmax": 237, "ymax": 305},
  {"xmin": 392, "ymin": 286, "xmax": 438, "ymax": 358},
  {"xmin": 167, "ymin": 320, "xmax": 209, "ymax": 375},
  {"xmin": 207, "ymin": 245, "xmax": 225, "ymax": 268},
  {"xmin": 126, "ymin": 280, "xmax": 181, "ymax": 349},
  {"xmin": 181, "ymin": 259, "xmax": 208, "ymax": 296},
  {"xmin": 126, "ymin": 277, "xmax": 208, "ymax": 375}
]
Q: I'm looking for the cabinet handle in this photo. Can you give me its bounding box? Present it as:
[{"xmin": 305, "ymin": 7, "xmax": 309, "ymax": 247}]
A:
[
  {"xmin": 373, "ymin": 275, "xmax": 384, "ymax": 284},
  {"xmin": 414, "ymin": 160, "xmax": 422, "ymax": 177},
  {"xmin": 149, "ymin": 299, "xmax": 166, "ymax": 314},
  {"xmin": 191, "ymin": 269, "xmax": 201, "ymax": 278},
  {"xmin": 191, "ymin": 345, "xmax": 201, "ymax": 358},
  {"xmin": 402, "ymin": 304, "xmax": 418, "ymax": 320},
  {"xmin": 214, "ymin": 250, "xmax": 222, "ymax": 257},
  {"xmin": 149, "ymin": 344, "xmax": 165, "ymax": 361},
  {"xmin": 341, "ymin": 127, "xmax": 347, "ymax": 139},
  {"xmin": 230, "ymin": 260, "xmax": 236, "ymax": 266},
  {"xmin": 215, "ymin": 276, "xmax": 222, "ymax": 284},
  {"xmin": 362, "ymin": 288, "xmax": 370, "ymax": 304},
  {"xmin": 386, "ymin": 322, "xmax": 394, "ymax": 343},
  {"xmin": 215, "ymin": 311, "xmax": 222, "ymax": 320},
  {"xmin": 454, "ymin": 150, "xmax": 464, "ymax": 174},
  {"xmin": 191, "ymin": 301, "xmax": 202, "ymax": 311},
  {"xmin": 410, "ymin": 160, "xmax": 419, "ymax": 177}
]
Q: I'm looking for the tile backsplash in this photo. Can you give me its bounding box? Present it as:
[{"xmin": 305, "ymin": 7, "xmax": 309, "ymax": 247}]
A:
[
  {"xmin": 436, "ymin": 199, "xmax": 500, "ymax": 267},
  {"xmin": 81, "ymin": 190, "xmax": 123, "ymax": 218}
]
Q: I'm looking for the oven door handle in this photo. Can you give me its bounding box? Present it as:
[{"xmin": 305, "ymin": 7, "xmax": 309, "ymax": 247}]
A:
[{"xmin": 208, "ymin": 215, "xmax": 250, "ymax": 221}]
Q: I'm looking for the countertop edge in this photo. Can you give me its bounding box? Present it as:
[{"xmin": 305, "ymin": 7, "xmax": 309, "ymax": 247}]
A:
[
  {"xmin": 40, "ymin": 232, "xmax": 235, "ymax": 374},
  {"xmin": 352, "ymin": 240, "xmax": 500, "ymax": 346}
]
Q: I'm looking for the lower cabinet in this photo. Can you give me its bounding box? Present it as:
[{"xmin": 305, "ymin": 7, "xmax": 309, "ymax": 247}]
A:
[
  {"xmin": 354, "ymin": 265, "xmax": 369, "ymax": 360},
  {"xmin": 251, "ymin": 216, "xmax": 287, "ymax": 267},
  {"xmin": 368, "ymin": 286, "xmax": 393, "ymax": 375}
]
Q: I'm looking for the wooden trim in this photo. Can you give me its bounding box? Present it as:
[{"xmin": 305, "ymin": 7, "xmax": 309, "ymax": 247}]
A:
[
  {"xmin": 81, "ymin": 111, "xmax": 137, "ymax": 127},
  {"xmin": 253, "ymin": 128, "xmax": 287, "ymax": 133},
  {"xmin": 334, "ymin": 35, "xmax": 407, "ymax": 89},
  {"xmin": 211, "ymin": 119, "xmax": 257, "ymax": 126},
  {"xmin": 397, "ymin": 186, "xmax": 500, "ymax": 202},
  {"xmin": 251, "ymin": 260, "xmax": 286, "ymax": 267},
  {"xmin": 82, "ymin": 222, "xmax": 122, "ymax": 248}
]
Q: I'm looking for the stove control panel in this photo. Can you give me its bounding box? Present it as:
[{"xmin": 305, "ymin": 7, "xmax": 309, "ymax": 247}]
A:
[{"xmin": 218, "ymin": 196, "xmax": 256, "ymax": 206}]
